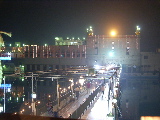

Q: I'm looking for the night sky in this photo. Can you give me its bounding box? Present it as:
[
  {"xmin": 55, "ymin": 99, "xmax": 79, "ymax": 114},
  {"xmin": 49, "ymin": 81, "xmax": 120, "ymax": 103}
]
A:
[{"xmin": 0, "ymin": 0, "xmax": 160, "ymax": 51}]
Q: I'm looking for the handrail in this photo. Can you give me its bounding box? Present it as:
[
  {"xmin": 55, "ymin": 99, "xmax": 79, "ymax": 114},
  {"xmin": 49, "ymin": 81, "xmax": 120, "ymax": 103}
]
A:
[{"xmin": 69, "ymin": 85, "xmax": 102, "ymax": 119}]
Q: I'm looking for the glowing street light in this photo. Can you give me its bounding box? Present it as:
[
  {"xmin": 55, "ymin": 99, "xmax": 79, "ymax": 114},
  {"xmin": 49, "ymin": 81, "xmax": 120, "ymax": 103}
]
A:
[
  {"xmin": 135, "ymin": 26, "xmax": 140, "ymax": 35},
  {"xmin": 32, "ymin": 92, "xmax": 36, "ymax": 99},
  {"xmin": 48, "ymin": 95, "xmax": 51, "ymax": 100}
]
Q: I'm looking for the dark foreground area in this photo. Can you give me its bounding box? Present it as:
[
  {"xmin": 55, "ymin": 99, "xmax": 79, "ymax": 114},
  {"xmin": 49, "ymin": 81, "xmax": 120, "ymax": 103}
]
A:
[{"xmin": 0, "ymin": 113, "xmax": 82, "ymax": 120}]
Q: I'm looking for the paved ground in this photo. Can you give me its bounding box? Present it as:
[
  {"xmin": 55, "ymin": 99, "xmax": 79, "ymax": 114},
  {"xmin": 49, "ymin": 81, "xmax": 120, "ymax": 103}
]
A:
[
  {"xmin": 58, "ymin": 88, "xmax": 95, "ymax": 118},
  {"xmin": 81, "ymin": 83, "xmax": 113, "ymax": 120},
  {"xmin": 40, "ymin": 81, "xmax": 114, "ymax": 119},
  {"xmin": 40, "ymin": 86, "xmax": 96, "ymax": 118}
]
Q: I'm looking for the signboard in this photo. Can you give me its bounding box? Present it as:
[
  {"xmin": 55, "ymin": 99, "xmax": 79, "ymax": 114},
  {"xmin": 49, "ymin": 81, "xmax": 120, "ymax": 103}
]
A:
[
  {"xmin": 31, "ymin": 93, "xmax": 37, "ymax": 98},
  {"xmin": 0, "ymin": 84, "xmax": 11, "ymax": 89},
  {"xmin": 0, "ymin": 57, "xmax": 11, "ymax": 60}
]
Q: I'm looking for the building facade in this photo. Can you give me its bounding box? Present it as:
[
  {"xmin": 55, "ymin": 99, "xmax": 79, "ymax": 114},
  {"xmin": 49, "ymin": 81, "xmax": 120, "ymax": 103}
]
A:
[{"xmin": 0, "ymin": 26, "xmax": 160, "ymax": 74}]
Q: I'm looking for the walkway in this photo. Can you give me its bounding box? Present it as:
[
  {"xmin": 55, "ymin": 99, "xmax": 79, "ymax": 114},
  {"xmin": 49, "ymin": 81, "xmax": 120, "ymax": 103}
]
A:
[
  {"xmin": 58, "ymin": 88, "xmax": 94, "ymax": 118},
  {"xmin": 81, "ymin": 83, "xmax": 113, "ymax": 120},
  {"xmin": 41, "ymin": 86, "xmax": 96, "ymax": 118},
  {"xmin": 41, "ymin": 81, "xmax": 115, "ymax": 120}
]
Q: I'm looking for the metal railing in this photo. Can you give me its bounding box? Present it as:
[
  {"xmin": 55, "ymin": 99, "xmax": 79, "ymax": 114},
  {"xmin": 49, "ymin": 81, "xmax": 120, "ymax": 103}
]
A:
[
  {"xmin": 68, "ymin": 85, "xmax": 102, "ymax": 119},
  {"xmin": 39, "ymin": 91, "xmax": 72, "ymax": 116}
]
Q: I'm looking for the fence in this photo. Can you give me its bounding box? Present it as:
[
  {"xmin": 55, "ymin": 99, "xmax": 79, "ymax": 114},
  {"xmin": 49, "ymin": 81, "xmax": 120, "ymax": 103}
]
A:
[
  {"xmin": 68, "ymin": 84, "xmax": 102, "ymax": 119},
  {"xmin": 39, "ymin": 86, "xmax": 87, "ymax": 116}
]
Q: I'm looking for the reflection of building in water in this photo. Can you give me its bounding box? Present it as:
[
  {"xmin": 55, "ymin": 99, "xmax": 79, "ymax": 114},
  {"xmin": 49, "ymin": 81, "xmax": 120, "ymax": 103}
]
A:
[
  {"xmin": 0, "ymin": 75, "xmax": 26, "ymax": 113},
  {"xmin": 0, "ymin": 76, "xmax": 25, "ymax": 98},
  {"xmin": 119, "ymin": 74, "xmax": 160, "ymax": 119},
  {"xmin": 0, "ymin": 62, "xmax": 2, "ymax": 84}
]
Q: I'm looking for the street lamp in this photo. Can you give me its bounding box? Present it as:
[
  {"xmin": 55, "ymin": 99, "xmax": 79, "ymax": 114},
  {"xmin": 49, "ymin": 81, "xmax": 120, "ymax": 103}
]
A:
[
  {"xmin": 32, "ymin": 92, "xmax": 36, "ymax": 99},
  {"xmin": 31, "ymin": 72, "xmax": 36, "ymax": 115},
  {"xmin": 48, "ymin": 95, "xmax": 51, "ymax": 100},
  {"xmin": 57, "ymin": 79, "xmax": 60, "ymax": 110},
  {"xmin": 44, "ymin": 75, "xmax": 64, "ymax": 110},
  {"xmin": 25, "ymin": 72, "xmax": 39, "ymax": 115}
]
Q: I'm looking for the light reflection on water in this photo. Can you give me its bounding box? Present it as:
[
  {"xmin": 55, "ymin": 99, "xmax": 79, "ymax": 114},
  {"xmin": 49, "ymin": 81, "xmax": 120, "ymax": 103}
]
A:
[{"xmin": 0, "ymin": 75, "xmax": 71, "ymax": 115}]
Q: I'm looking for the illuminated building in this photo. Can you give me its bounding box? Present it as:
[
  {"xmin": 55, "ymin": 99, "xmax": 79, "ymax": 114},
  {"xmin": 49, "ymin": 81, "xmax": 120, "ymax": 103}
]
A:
[
  {"xmin": 55, "ymin": 37, "xmax": 85, "ymax": 45},
  {"xmin": 0, "ymin": 26, "xmax": 160, "ymax": 75}
]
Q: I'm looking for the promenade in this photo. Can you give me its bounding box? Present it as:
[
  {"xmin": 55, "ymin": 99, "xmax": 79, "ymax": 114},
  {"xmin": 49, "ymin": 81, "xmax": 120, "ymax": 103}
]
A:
[
  {"xmin": 41, "ymin": 83, "xmax": 116, "ymax": 120},
  {"xmin": 58, "ymin": 88, "xmax": 94, "ymax": 118},
  {"xmin": 81, "ymin": 83, "xmax": 113, "ymax": 120},
  {"xmin": 40, "ymin": 70, "xmax": 118, "ymax": 120},
  {"xmin": 41, "ymin": 85, "xmax": 97, "ymax": 118},
  {"xmin": 58, "ymin": 82, "xmax": 114, "ymax": 120}
]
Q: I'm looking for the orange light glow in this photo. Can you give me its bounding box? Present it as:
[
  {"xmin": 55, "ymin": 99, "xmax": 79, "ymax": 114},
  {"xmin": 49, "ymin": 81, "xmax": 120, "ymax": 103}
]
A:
[{"xmin": 110, "ymin": 31, "xmax": 116, "ymax": 36}]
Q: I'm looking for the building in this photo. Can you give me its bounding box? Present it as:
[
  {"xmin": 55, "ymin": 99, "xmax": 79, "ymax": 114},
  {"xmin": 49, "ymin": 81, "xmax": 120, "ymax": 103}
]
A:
[
  {"xmin": 0, "ymin": 26, "xmax": 143, "ymax": 73},
  {"xmin": 1, "ymin": 26, "xmax": 160, "ymax": 75},
  {"xmin": 119, "ymin": 73, "xmax": 160, "ymax": 120}
]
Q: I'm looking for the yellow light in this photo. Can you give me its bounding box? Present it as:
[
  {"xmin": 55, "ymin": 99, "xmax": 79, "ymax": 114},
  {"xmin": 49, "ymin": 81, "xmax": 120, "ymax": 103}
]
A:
[{"xmin": 110, "ymin": 31, "xmax": 116, "ymax": 36}]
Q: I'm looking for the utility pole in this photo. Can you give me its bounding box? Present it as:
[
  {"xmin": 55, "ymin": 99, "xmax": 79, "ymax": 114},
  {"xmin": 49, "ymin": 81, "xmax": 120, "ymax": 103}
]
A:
[
  {"xmin": 57, "ymin": 79, "xmax": 60, "ymax": 110},
  {"xmin": 3, "ymin": 76, "xmax": 5, "ymax": 113}
]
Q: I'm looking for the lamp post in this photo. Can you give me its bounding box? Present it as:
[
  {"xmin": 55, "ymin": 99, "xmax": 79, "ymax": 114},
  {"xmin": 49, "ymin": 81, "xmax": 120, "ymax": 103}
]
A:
[
  {"xmin": 57, "ymin": 79, "xmax": 60, "ymax": 110},
  {"xmin": 25, "ymin": 72, "xmax": 38, "ymax": 115},
  {"xmin": 31, "ymin": 92, "xmax": 36, "ymax": 115},
  {"xmin": 47, "ymin": 76, "xmax": 64, "ymax": 110},
  {"xmin": 31, "ymin": 72, "xmax": 36, "ymax": 115},
  {"xmin": 30, "ymin": 74, "xmax": 65, "ymax": 112}
]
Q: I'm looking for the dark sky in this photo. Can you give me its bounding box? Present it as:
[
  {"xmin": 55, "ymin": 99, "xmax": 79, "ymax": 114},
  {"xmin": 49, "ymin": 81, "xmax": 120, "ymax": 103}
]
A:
[{"xmin": 0, "ymin": 0, "xmax": 160, "ymax": 51}]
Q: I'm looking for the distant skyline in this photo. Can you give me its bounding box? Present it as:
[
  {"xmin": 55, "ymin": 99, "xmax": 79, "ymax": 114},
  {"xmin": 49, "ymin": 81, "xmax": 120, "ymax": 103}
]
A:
[{"xmin": 0, "ymin": 0, "xmax": 160, "ymax": 51}]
